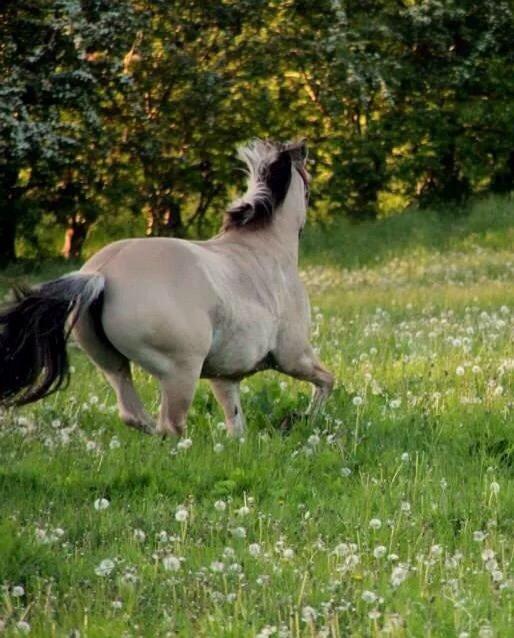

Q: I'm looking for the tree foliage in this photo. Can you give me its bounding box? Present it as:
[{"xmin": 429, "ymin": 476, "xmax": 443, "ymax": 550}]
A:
[{"xmin": 1, "ymin": 0, "xmax": 513, "ymax": 263}]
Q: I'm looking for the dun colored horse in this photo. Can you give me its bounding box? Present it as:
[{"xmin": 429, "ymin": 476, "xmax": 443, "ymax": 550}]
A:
[{"xmin": 0, "ymin": 140, "xmax": 334, "ymax": 436}]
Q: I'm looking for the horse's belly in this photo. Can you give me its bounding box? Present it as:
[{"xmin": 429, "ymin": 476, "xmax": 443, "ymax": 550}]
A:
[{"xmin": 201, "ymin": 325, "xmax": 276, "ymax": 379}]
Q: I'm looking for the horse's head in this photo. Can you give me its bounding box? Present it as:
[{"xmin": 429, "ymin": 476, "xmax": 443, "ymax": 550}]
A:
[{"xmin": 224, "ymin": 139, "xmax": 310, "ymax": 237}]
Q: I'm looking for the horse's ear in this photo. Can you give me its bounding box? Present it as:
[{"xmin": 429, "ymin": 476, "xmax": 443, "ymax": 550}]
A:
[{"xmin": 284, "ymin": 139, "xmax": 307, "ymax": 165}]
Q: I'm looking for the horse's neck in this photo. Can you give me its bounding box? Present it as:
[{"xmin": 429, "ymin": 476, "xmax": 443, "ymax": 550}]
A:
[{"xmin": 219, "ymin": 227, "xmax": 300, "ymax": 270}]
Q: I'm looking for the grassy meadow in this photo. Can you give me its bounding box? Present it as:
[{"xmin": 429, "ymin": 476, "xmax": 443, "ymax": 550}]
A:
[{"xmin": 1, "ymin": 196, "xmax": 514, "ymax": 637}]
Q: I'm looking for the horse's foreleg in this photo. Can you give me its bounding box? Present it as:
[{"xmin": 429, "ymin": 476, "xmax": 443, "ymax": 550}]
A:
[
  {"xmin": 209, "ymin": 379, "xmax": 245, "ymax": 437},
  {"xmin": 156, "ymin": 359, "xmax": 202, "ymax": 437}
]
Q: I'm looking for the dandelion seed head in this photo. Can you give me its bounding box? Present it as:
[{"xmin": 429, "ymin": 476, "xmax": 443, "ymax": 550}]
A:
[
  {"xmin": 162, "ymin": 555, "xmax": 181, "ymax": 571},
  {"xmin": 95, "ymin": 558, "xmax": 115, "ymax": 576},
  {"xmin": 94, "ymin": 498, "xmax": 110, "ymax": 511},
  {"xmin": 175, "ymin": 507, "xmax": 188, "ymax": 522},
  {"xmin": 214, "ymin": 500, "xmax": 226, "ymax": 512},
  {"xmin": 369, "ymin": 518, "xmax": 382, "ymax": 530}
]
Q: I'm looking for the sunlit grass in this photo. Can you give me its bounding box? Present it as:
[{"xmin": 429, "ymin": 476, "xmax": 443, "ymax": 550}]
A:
[{"xmin": 1, "ymin": 197, "xmax": 513, "ymax": 636}]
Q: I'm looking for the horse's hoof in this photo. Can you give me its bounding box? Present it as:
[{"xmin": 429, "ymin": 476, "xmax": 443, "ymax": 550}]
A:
[{"xmin": 279, "ymin": 410, "xmax": 303, "ymax": 434}]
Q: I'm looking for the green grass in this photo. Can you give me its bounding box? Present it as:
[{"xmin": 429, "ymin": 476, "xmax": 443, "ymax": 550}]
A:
[{"xmin": 1, "ymin": 196, "xmax": 514, "ymax": 636}]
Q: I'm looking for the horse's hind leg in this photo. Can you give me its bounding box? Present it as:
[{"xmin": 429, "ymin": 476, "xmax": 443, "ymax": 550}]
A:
[
  {"xmin": 209, "ymin": 379, "xmax": 245, "ymax": 437},
  {"xmin": 73, "ymin": 314, "xmax": 155, "ymax": 434},
  {"xmin": 156, "ymin": 358, "xmax": 203, "ymax": 437}
]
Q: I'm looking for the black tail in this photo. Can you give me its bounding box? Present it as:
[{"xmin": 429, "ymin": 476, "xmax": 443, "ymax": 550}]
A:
[{"xmin": 0, "ymin": 272, "xmax": 104, "ymax": 407}]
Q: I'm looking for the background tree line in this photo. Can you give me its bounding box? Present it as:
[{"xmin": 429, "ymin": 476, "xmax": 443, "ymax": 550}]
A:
[{"xmin": 1, "ymin": 0, "xmax": 513, "ymax": 266}]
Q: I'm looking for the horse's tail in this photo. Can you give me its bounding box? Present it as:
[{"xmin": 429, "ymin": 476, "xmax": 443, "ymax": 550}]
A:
[{"xmin": 0, "ymin": 272, "xmax": 105, "ymax": 407}]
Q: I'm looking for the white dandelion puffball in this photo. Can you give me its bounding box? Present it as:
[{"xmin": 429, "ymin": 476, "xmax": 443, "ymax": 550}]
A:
[
  {"xmin": 162, "ymin": 555, "xmax": 181, "ymax": 571},
  {"xmin": 95, "ymin": 558, "xmax": 115, "ymax": 577},
  {"xmin": 94, "ymin": 498, "xmax": 110, "ymax": 511},
  {"xmin": 175, "ymin": 507, "xmax": 188, "ymax": 522},
  {"xmin": 177, "ymin": 438, "xmax": 192, "ymax": 450}
]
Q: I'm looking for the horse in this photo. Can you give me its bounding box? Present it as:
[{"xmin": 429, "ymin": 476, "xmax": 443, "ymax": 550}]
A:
[{"xmin": 0, "ymin": 140, "xmax": 334, "ymax": 436}]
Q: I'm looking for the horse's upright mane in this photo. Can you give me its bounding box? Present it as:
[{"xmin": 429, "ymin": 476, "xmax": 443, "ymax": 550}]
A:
[{"xmin": 223, "ymin": 139, "xmax": 306, "ymax": 231}]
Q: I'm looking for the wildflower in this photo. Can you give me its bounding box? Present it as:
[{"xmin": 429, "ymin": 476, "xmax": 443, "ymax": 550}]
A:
[
  {"xmin": 232, "ymin": 527, "xmax": 246, "ymax": 539},
  {"xmin": 400, "ymin": 501, "xmax": 411, "ymax": 513},
  {"xmin": 210, "ymin": 561, "xmax": 224, "ymax": 572},
  {"xmin": 237, "ymin": 505, "xmax": 250, "ymax": 516},
  {"xmin": 16, "ymin": 621, "xmax": 31, "ymax": 634},
  {"xmin": 369, "ymin": 518, "xmax": 382, "ymax": 530},
  {"xmin": 283, "ymin": 548, "xmax": 295, "ymax": 560},
  {"xmin": 341, "ymin": 467, "xmax": 352, "ymax": 477},
  {"xmin": 389, "ymin": 398, "xmax": 401, "ymax": 409},
  {"xmin": 373, "ymin": 545, "xmax": 387, "ymax": 559},
  {"xmin": 400, "ymin": 452, "xmax": 409, "ymax": 462},
  {"xmin": 214, "ymin": 500, "xmax": 226, "ymax": 512},
  {"xmin": 301, "ymin": 606, "xmax": 317, "ymax": 623},
  {"xmin": 473, "ymin": 531, "xmax": 486, "ymax": 542},
  {"xmin": 213, "ymin": 443, "xmax": 224, "ymax": 453},
  {"xmin": 456, "ymin": 366, "xmax": 465, "ymax": 376},
  {"xmin": 249, "ymin": 543, "xmax": 261, "ymax": 557},
  {"xmin": 94, "ymin": 498, "xmax": 110, "ymax": 511},
  {"xmin": 430, "ymin": 544, "xmax": 443, "ymax": 558},
  {"xmin": 175, "ymin": 507, "xmax": 188, "ymax": 523},
  {"xmin": 177, "ymin": 438, "xmax": 192, "ymax": 450},
  {"xmin": 162, "ymin": 555, "xmax": 181, "ymax": 571},
  {"xmin": 12, "ymin": 585, "xmax": 25, "ymax": 597},
  {"xmin": 95, "ymin": 558, "xmax": 115, "ymax": 576},
  {"xmin": 368, "ymin": 610, "xmax": 381, "ymax": 620},
  {"xmin": 112, "ymin": 600, "xmax": 123, "ymax": 609},
  {"xmin": 334, "ymin": 543, "xmax": 351, "ymax": 557},
  {"xmin": 157, "ymin": 530, "xmax": 168, "ymax": 542},
  {"xmin": 352, "ymin": 396, "xmax": 363, "ymax": 407},
  {"xmin": 109, "ymin": 436, "xmax": 121, "ymax": 450},
  {"xmin": 307, "ymin": 434, "xmax": 320, "ymax": 447},
  {"xmin": 481, "ymin": 548, "xmax": 495, "ymax": 561},
  {"xmin": 390, "ymin": 564, "xmax": 408, "ymax": 587},
  {"xmin": 361, "ymin": 590, "xmax": 377, "ymax": 603},
  {"xmin": 133, "ymin": 528, "xmax": 146, "ymax": 542}
]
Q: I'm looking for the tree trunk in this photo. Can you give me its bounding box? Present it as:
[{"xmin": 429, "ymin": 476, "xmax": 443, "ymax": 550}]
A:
[
  {"xmin": 0, "ymin": 164, "xmax": 20, "ymax": 267},
  {"xmin": 491, "ymin": 150, "xmax": 514, "ymax": 193},
  {"xmin": 147, "ymin": 197, "xmax": 184, "ymax": 237},
  {"xmin": 62, "ymin": 216, "xmax": 89, "ymax": 260},
  {"xmin": 0, "ymin": 211, "xmax": 17, "ymax": 268}
]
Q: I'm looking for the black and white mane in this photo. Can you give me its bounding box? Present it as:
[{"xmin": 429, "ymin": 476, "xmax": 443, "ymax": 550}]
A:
[{"xmin": 224, "ymin": 139, "xmax": 307, "ymax": 230}]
